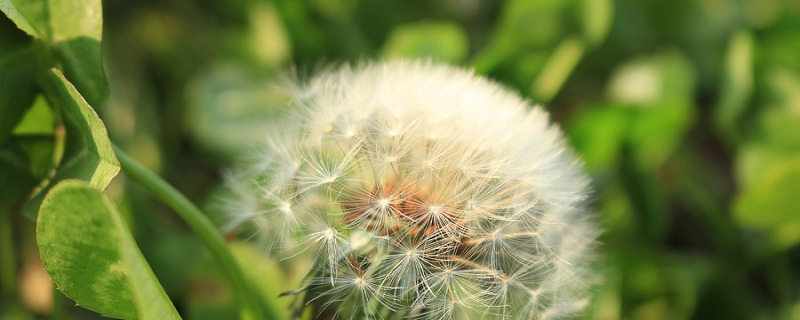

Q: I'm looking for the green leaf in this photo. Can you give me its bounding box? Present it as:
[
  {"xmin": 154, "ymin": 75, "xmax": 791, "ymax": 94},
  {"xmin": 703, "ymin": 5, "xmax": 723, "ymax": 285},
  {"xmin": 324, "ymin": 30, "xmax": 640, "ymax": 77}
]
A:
[
  {"xmin": 734, "ymin": 158, "xmax": 800, "ymax": 250},
  {"xmin": 23, "ymin": 69, "xmax": 119, "ymax": 218},
  {"xmin": 0, "ymin": 0, "xmax": 47, "ymax": 38},
  {"xmin": 607, "ymin": 52, "xmax": 696, "ymax": 169},
  {"xmin": 0, "ymin": 142, "xmax": 38, "ymax": 206},
  {"xmin": 567, "ymin": 104, "xmax": 630, "ymax": 172},
  {"xmin": 229, "ymin": 243, "xmax": 292, "ymax": 320},
  {"xmin": 578, "ymin": 0, "xmax": 612, "ymax": 46},
  {"xmin": 531, "ymin": 36, "xmax": 585, "ymax": 102},
  {"xmin": 0, "ymin": 45, "xmax": 38, "ymax": 145},
  {"xmin": 37, "ymin": 180, "xmax": 181, "ymax": 319},
  {"xmin": 381, "ymin": 21, "xmax": 468, "ymax": 63},
  {"xmin": 496, "ymin": 0, "xmax": 566, "ymax": 48},
  {"xmin": 49, "ymin": 0, "xmax": 106, "ymax": 107},
  {"xmin": 11, "ymin": 95, "xmax": 55, "ymax": 136},
  {"xmin": 714, "ymin": 30, "xmax": 754, "ymax": 141}
]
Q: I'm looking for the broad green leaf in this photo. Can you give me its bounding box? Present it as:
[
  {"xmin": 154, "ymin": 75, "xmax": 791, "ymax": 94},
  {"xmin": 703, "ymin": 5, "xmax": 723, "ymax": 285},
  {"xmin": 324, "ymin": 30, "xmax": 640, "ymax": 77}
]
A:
[
  {"xmin": 23, "ymin": 69, "xmax": 119, "ymax": 218},
  {"xmin": 0, "ymin": 0, "xmax": 47, "ymax": 38},
  {"xmin": 37, "ymin": 180, "xmax": 181, "ymax": 319},
  {"xmin": 734, "ymin": 158, "xmax": 800, "ymax": 250},
  {"xmin": 381, "ymin": 21, "xmax": 468, "ymax": 63},
  {"xmin": 49, "ymin": 0, "xmax": 106, "ymax": 107},
  {"xmin": 0, "ymin": 45, "xmax": 38, "ymax": 145}
]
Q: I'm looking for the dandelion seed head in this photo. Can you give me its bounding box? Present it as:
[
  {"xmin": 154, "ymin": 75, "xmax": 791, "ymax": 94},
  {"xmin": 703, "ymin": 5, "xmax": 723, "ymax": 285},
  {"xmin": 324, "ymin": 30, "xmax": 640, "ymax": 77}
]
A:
[{"xmin": 224, "ymin": 60, "xmax": 599, "ymax": 319}]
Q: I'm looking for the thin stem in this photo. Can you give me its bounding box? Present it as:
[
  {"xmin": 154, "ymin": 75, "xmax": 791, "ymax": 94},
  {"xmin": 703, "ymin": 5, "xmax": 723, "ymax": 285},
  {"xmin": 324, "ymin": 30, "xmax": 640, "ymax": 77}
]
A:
[{"xmin": 112, "ymin": 145, "xmax": 275, "ymax": 320}]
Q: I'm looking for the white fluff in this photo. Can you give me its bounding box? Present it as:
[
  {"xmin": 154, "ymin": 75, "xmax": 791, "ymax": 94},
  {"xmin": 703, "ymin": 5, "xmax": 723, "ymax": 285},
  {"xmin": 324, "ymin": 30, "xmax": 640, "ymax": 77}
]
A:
[{"xmin": 224, "ymin": 60, "xmax": 598, "ymax": 319}]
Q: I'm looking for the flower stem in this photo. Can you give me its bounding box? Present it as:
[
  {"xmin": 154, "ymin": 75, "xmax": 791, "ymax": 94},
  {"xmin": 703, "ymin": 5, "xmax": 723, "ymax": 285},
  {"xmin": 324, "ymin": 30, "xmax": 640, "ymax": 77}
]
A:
[{"xmin": 112, "ymin": 145, "xmax": 274, "ymax": 320}]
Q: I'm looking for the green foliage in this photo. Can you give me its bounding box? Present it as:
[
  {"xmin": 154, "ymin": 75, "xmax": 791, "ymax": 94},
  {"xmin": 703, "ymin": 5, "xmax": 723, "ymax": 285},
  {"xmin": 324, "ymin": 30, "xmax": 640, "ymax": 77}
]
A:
[
  {"xmin": 2, "ymin": 0, "xmax": 800, "ymax": 319},
  {"xmin": 22, "ymin": 69, "xmax": 119, "ymax": 218},
  {"xmin": 381, "ymin": 21, "xmax": 468, "ymax": 63},
  {"xmin": 38, "ymin": 180, "xmax": 180, "ymax": 319}
]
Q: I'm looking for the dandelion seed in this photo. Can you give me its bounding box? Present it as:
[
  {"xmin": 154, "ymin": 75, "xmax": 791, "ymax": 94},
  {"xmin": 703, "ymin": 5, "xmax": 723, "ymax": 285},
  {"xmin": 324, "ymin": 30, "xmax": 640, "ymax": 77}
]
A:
[{"xmin": 224, "ymin": 60, "xmax": 598, "ymax": 319}]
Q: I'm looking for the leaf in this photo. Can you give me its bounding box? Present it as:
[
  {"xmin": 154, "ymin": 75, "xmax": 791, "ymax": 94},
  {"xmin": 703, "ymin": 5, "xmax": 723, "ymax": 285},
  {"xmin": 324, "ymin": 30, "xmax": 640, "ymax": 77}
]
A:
[
  {"xmin": 734, "ymin": 158, "xmax": 800, "ymax": 250},
  {"xmin": 37, "ymin": 180, "xmax": 181, "ymax": 319},
  {"xmin": 567, "ymin": 104, "xmax": 630, "ymax": 172},
  {"xmin": 608, "ymin": 52, "xmax": 696, "ymax": 169},
  {"xmin": 381, "ymin": 21, "xmax": 468, "ymax": 63},
  {"xmin": 0, "ymin": 142, "xmax": 38, "ymax": 206},
  {"xmin": 579, "ymin": 0, "xmax": 612, "ymax": 46},
  {"xmin": 714, "ymin": 30, "xmax": 754, "ymax": 141},
  {"xmin": 0, "ymin": 0, "xmax": 47, "ymax": 38},
  {"xmin": 0, "ymin": 45, "xmax": 38, "ymax": 145},
  {"xmin": 49, "ymin": 0, "xmax": 107, "ymax": 107},
  {"xmin": 531, "ymin": 36, "xmax": 585, "ymax": 102},
  {"xmin": 23, "ymin": 69, "xmax": 119, "ymax": 218}
]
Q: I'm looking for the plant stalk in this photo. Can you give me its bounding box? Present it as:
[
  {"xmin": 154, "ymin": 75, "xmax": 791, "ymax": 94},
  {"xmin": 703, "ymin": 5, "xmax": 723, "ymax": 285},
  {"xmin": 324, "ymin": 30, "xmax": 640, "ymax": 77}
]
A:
[{"xmin": 112, "ymin": 145, "xmax": 274, "ymax": 320}]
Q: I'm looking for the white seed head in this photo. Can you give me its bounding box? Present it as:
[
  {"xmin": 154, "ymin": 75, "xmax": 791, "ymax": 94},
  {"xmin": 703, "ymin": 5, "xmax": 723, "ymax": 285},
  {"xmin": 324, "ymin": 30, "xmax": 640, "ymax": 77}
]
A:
[{"xmin": 224, "ymin": 60, "xmax": 598, "ymax": 319}]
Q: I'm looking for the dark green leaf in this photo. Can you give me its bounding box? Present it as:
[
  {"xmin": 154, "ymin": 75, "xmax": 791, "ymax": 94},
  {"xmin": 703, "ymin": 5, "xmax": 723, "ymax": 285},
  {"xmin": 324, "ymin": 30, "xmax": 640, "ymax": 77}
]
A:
[
  {"xmin": 0, "ymin": 45, "xmax": 38, "ymax": 145},
  {"xmin": 23, "ymin": 69, "xmax": 119, "ymax": 218},
  {"xmin": 0, "ymin": 142, "xmax": 38, "ymax": 206},
  {"xmin": 37, "ymin": 180, "xmax": 181, "ymax": 319}
]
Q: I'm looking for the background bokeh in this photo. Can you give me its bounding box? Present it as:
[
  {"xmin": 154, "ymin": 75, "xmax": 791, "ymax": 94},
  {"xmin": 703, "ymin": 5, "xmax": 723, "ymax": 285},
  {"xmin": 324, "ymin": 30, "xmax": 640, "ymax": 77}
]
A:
[{"xmin": 3, "ymin": 0, "xmax": 800, "ymax": 319}]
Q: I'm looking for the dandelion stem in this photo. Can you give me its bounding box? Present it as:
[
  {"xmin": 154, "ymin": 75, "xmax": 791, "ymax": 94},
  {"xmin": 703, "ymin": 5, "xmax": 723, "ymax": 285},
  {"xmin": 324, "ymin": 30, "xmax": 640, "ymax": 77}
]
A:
[{"xmin": 113, "ymin": 145, "xmax": 274, "ymax": 320}]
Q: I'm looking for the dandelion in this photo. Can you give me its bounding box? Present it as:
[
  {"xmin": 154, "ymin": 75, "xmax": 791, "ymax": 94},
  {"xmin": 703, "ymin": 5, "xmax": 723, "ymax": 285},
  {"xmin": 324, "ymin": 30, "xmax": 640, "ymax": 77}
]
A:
[{"xmin": 223, "ymin": 60, "xmax": 598, "ymax": 319}]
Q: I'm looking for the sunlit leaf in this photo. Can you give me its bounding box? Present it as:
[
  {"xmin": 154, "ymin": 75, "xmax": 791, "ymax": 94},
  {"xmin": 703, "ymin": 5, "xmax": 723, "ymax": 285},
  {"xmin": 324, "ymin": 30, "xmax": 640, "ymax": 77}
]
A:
[
  {"xmin": 714, "ymin": 30, "xmax": 754, "ymax": 141},
  {"xmin": 579, "ymin": 0, "xmax": 612, "ymax": 46},
  {"xmin": 23, "ymin": 69, "xmax": 119, "ymax": 218},
  {"xmin": 531, "ymin": 36, "xmax": 585, "ymax": 102},
  {"xmin": 608, "ymin": 52, "xmax": 696, "ymax": 169},
  {"xmin": 11, "ymin": 95, "xmax": 55, "ymax": 136},
  {"xmin": 381, "ymin": 21, "xmax": 468, "ymax": 63},
  {"xmin": 247, "ymin": 2, "xmax": 291, "ymax": 67},
  {"xmin": 734, "ymin": 158, "xmax": 800, "ymax": 250},
  {"xmin": 37, "ymin": 180, "xmax": 181, "ymax": 319},
  {"xmin": 0, "ymin": 0, "xmax": 46, "ymax": 38}
]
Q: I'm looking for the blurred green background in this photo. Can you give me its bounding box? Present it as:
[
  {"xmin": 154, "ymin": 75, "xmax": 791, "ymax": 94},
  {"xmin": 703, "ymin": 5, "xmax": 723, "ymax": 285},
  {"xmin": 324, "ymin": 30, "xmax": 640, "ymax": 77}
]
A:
[{"xmin": 3, "ymin": 0, "xmax": 800, "ymax": 319}]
